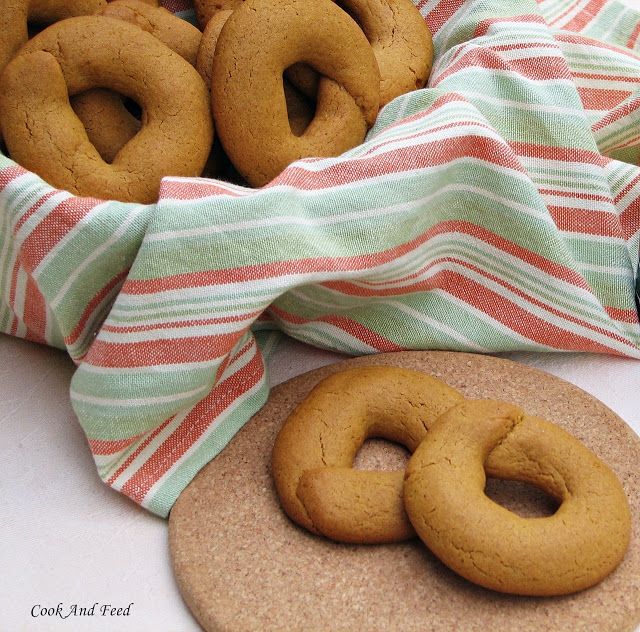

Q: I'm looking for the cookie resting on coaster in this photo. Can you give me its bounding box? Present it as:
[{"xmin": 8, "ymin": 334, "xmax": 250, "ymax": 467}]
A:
[
  {"xmin": 271, "ymin": 366, "xmax": 631, "ymax": 596},
  {"xmin": 169, "ymin": 352, "xmax": 640, "ymax": 632},
  {"xmin": 271, "ymin": 365, "xmax": 463, "ymax": 543},
  {"xmin": 404, "ymin": 399, "xmax": 631, "ymax": 596}
]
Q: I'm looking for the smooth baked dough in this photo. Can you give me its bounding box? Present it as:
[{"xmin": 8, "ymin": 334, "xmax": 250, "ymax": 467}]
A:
[
  {"xmin": 271, "ymin": 366, "xmax": 464, "ymax": 543},
  {"xmin": 0, "ymin": 16, "xmax": 212, "ymax": 203},
  {"xmin": 404, "ymin": 399, "xmax": 632, "ymax": 596},
  {"xmin": 211, "ymin": 0, "xmax": 380, "ymax": 186}
]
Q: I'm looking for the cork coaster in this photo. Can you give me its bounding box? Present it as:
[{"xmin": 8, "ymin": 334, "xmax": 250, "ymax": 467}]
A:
[{"xmin": 169, "ymin": 351, "xmax": 640, "ymax": 632}]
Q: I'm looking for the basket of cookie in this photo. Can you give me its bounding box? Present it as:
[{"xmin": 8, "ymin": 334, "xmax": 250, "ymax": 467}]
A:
[
  {"xmin": 1, "ymin": 0, "xmax": 639, "ymax": 527},
  {"xmin": 0, "ymin": 0, "xmax": 432, "ymax": 199}
]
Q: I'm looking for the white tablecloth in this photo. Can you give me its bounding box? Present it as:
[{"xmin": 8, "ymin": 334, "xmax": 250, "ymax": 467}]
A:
[{"xmin": 1, "ymin": 332, "xmax": 639, "ymax": 631}]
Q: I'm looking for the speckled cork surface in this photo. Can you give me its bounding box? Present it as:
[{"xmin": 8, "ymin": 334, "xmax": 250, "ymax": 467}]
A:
[{"xmin": 169, "ymin": 351, "xmax": 640, "ymax": 632}]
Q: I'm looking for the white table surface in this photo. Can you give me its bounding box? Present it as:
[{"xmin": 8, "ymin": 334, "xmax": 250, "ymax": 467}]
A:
[{"xmin": 1, "ymin": 332, "xmax": 639, "ymax": 632}]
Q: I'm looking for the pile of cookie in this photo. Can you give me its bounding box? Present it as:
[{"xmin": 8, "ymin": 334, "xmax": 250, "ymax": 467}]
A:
[
  {"xmin": 0, "ymin": 0, "xmax": 434, "ymax": 203},
  {"xmin": 271, "ymin": 366, "xmax": 632, "ymax": 596}
]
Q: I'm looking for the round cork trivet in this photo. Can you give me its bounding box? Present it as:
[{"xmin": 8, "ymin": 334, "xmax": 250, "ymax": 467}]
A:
[{"xmin": 169, "ymin": 351, "xmax": 640, "ymax": 632}]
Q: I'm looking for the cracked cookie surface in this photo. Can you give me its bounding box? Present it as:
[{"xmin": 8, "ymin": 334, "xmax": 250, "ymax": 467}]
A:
[
  {"xmin": 69, "ymin": 1, "xmax": 204, "ymax": 166},
  {"xmin": 336, "ymin": 0, "xmax": 433, "ymax": 105}
]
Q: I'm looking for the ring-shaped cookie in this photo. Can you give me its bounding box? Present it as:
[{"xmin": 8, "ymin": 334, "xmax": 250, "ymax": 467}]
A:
[
  {"xmin": 195, "ymin": 10, "xmax": 313, "ymax": 181},
  {"xmin": 197, "ymin": 10, "xmax": 314, "ymax": 137},
  {"xmin": 197, "ymin": 0, "xmax": 431, "ymax": 107},
  {"xmin": 70, "ymin": 0, "xmax": 204, "ymax": 163},
  {"xmin": 219, "ymin": 0, "xmax": 432, "ymax": 106},
  {"xmin": 0, "ymin": 16, "xmax": 212, "ymax": 203},
  {"xmin": 404, "ymin": 399, "xmax": 632, "ymax": 596},
  {"xmin": 211, "ymin": 0, "xmax": 380, "ymax": 187},
  {"xmin": 271, "ymin": 367, "xmax": 464, "ymax": 543},
  {"xmin": 193, "ymin": 0, "xmax": 317, "ymax": 101},
  {"xmin": 289, "ymin": 0, "xmax": 433, "ymax": 106}
]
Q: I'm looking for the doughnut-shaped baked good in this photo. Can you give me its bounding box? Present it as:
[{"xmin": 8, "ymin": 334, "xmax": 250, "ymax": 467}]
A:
[
  {"xmin": 211, "ymin": 0, "xmax": 380, "ymax": 187},
  {"xmin": 194, "ymin": 1, "xmax": 315, "ymax": 100},
  {"xmin": 271, "ymin": 367, "xmax": 464, "ymax": 543},
  {"xmin": 0, "ymin": 0, "xmax": 107, "ymax": 141},
  {"xmin": 196, "ymin": 0, "xmax": 431, "ymax": 107},
  {"xmin": 404, "ymin": 399, "xmax": 632, "ymax": 596},
  {"xmin": 70, "ymin": 0, "xmax": 203, "ymax": 163},
  {"xmin": 195, "ymin": 10, "xmax": 313, "ymax": 181},
  {"xmin": 0, "ymin": 16, "xmax": 212, "ymax": 203},
  {"xmin": 70, "ymin": 89, "xmax": 141, "ymax": 163},
  {"xmin": 196, "ymin": 10, "xmax": 314, "ymax": 136}
]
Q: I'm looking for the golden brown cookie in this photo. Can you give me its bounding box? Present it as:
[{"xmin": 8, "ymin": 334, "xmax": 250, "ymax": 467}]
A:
[
  {"xmin": 338, "ymin": 0, "xmax": 433, "ymax": 105},
  {"xmin": 196, "ymin": 10, "xmax": 314, "ymax": 136},
  {"xmin": 211, "ymin": 0, "xmax": 380, "ymax": 187},
  {"xmin": 98, "ymin": 0, "xmax": 202, "ymax": 67},
  {"xmin": 279, "ymin": 0, "xmax": 433, "ymax": 106},
  {"xmin": 271, "ymin": 366, "xmax": 463, "ymax": 543},
  {"xmin": 404, "ymin": 399, "xmax": 632, "ymax": 596},
  {"xmin": 0, "ymin": 16, "xmax": 212, "ymax": 203},
  {"xmin": 194, "ymin": 0, "xmax": 241, "ymax": 28},
  {"xmin": 70, "ymin": 0, "xmax": 204, "ymax": 163},
  {"xmin": 70, "ymin": 89, "xmax": 141, "ymax": 163},
  {"xmin": 0, "ymin": 0, "xmax": 107, "ymax": 140}
]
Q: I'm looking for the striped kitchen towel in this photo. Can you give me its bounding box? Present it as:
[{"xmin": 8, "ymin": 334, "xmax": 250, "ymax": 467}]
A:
[{"xmin": 1, "ymin": 0, "xmax": 640, "ymax": 516}]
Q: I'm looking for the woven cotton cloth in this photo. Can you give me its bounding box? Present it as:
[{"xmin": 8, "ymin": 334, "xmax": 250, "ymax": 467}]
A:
[{"xmin": 1, "ymin": 0, "xmax": 640, "ymax": 516}]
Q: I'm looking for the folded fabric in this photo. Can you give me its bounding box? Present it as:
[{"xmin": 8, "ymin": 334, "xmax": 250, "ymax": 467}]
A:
[{"xmin": 1, "ymin": 0, "xmax": 639, "ymax": 517}]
